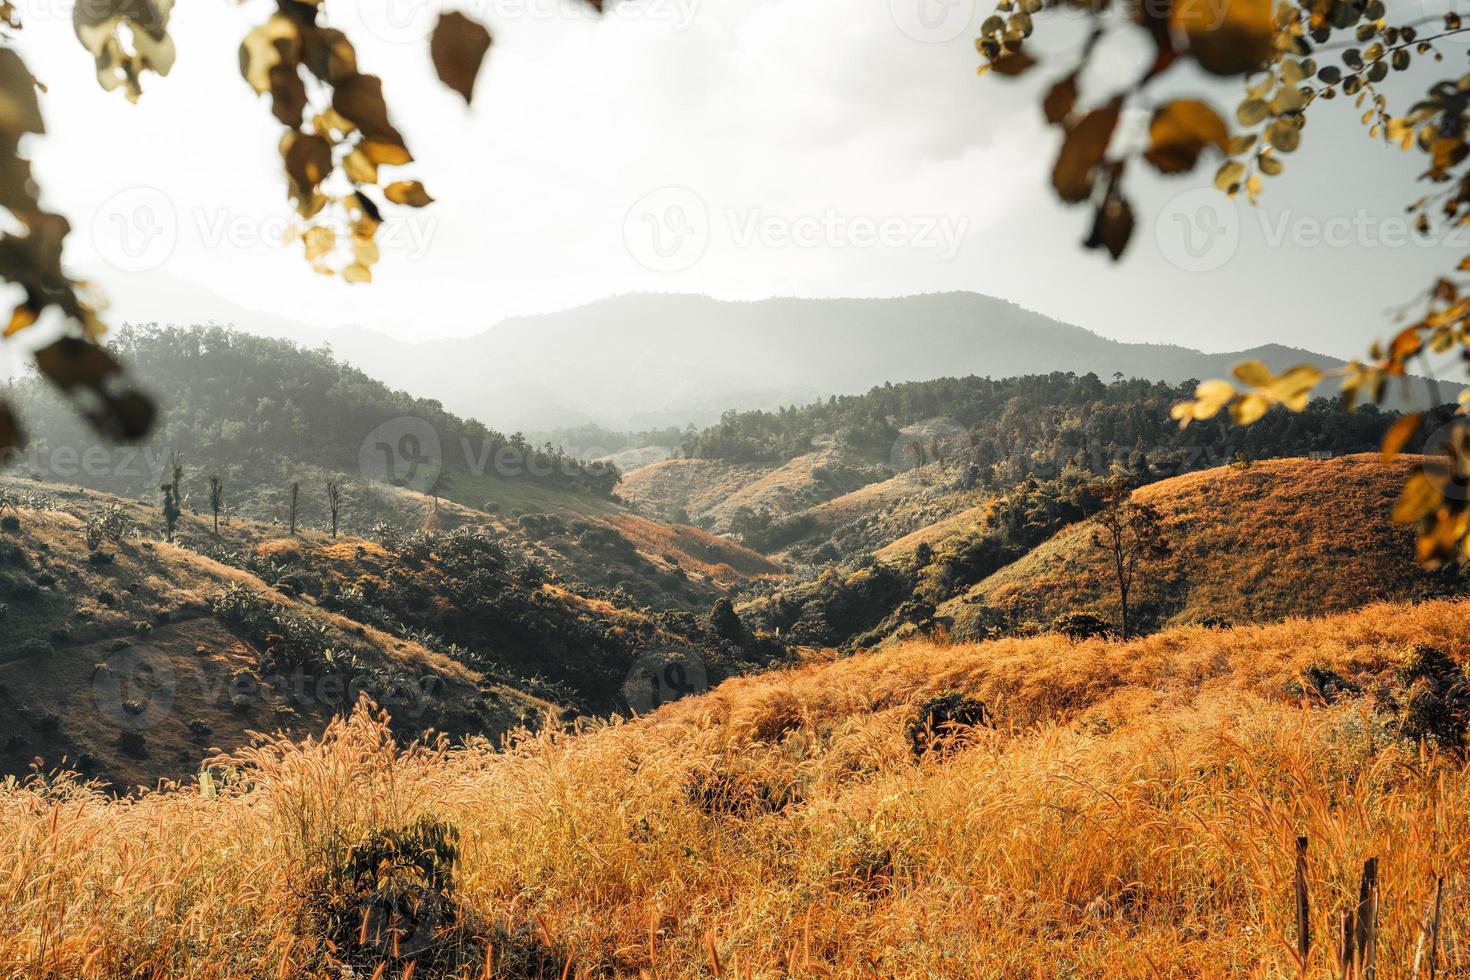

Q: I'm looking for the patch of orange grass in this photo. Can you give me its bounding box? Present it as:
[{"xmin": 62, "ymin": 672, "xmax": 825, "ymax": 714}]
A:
[
  {"xmin": 255, "ymin": 538, "xmax": 305, "ymax": 561},
  {"xmin": 949, "ymin": 454, "xmax": 1437, "ymax": 631},
  {"xmin": 1, "ymin": 600, "xmax": 1467, "ymax": 976},
  {"xmin": 603, "ymin": 513, "xmax": 781, "ymax": 583}
]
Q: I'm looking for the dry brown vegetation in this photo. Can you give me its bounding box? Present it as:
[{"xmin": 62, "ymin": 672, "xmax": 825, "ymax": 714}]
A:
[
  {"xmin": 0, "ymin": 486, "xmax": 556, "ymax": 788},
  {"xmin": 603, "ymin": 514, "xmax": 782, "ymax": 584},
  {"xmin": 943, "ymin": 455, "xmax": 1458, "ymax": 636},
  {"xmin": 2, "ymin": 596, "xmax": 1467, "ymax": 977}
]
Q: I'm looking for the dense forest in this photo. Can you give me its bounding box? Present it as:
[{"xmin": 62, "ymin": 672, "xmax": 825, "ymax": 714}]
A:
[
  {"xmin": 5, "ymin": 326, "xmax": 620, "ymax": 515},
  {"xmin": 681, "ymin": 373, "xmax": 1432, "ymax": 483}
]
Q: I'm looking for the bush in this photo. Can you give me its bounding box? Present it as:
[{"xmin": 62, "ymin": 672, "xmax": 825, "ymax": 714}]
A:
[
  {"xmin": 1052, "ymin": 612, "xmax": 1115, "ymax": 640},
  {"xmin": 15, "ymin": 638, "xmax": 52, "ymax": 658},
  {"xmin": 907, "ymin": 692, "xmax": 991, "ymax": 757},
  {"xmin": 316, "ymin": 818, "xmax": 463, "ymax": 969},
  {"xmin": 118, "ymin": 730, "xmax": 147, "ymax": 757},
  {"xmin": 0, "ymin": 515, "xmax": 18, "ymax": 532},
  {"xmin": 1395, "ymin": 645, "xmax": 1470, "ymax": 752}
]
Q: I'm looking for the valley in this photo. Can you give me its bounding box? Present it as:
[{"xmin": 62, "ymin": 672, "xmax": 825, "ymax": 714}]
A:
[{"xmin": 1, "ymin": 322, "xmax": 1466, "ymax": 976}]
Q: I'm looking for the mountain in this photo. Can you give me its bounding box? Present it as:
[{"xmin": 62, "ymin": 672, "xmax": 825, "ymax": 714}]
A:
[{"xmin": 102, "ymin": 286, "xmax": 1449, "ymax": 432}]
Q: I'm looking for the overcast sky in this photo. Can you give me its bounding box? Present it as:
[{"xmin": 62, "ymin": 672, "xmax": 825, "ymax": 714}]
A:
[{"xmin": 8, "ymin": 0, "xmax": 1462, "ymax": 367}]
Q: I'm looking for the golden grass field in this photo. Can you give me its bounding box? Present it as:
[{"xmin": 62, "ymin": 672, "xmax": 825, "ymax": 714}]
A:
[
  {"xmin": 2, "ymin": 596, "xmax": 1466, "ymax": 978},
  {"xmin": 944, "ymin": 455, "xmax": 1451, "ymax": 635}
]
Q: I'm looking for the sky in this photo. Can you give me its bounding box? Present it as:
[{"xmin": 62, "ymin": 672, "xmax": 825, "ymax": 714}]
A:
[{"xmin": 7, "ymin": 0, "xmax": 1464, "ymax": 369}]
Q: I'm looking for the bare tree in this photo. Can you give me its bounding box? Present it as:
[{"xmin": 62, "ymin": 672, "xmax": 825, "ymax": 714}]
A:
[
  {"xmin": 327, "ymin": 480, "xmax": 342, "ymax": 539},
  {"xmin": 1090, "ymin": 481, "xmax": 1171, "ymax": 641},
  {"xmin": 208, "ymin": 474, "xmax": 224, "ymax": 536},
  {"xmin": 161, "ymin": 452, "xmax": 183, "ymax": 544},
  {"xmin": 288, "ymin": 481, "xmax": 300, "ymax": 537}
]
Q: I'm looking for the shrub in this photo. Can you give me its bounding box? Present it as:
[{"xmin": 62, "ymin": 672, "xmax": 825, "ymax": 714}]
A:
[
  {"xmin": 87, "ymin": 551, "xmax": 114, "ymax": 567},
  {"xmin": 187, "ymin": 719, "xmax": 212, "ymax": 739},
  {"xmin": 1052, "ymin": 611, "xmax": 1115, "ymax": 640},
  {"xmin": 118, "ymin": 730, "xmax": 147, "ymax": 757},
  {"xmin": 15, "ymin": 639, "xmax": 52, "ymax": 658},
  {"xmin": 316, "ymin": 818, "xmax": 462, "ymax": 969},
  {"xmin": 0, "ymin": 515, "xmax": 18, "ymax": 532},
  {"xmin": 1286, "ymin": 663, "xmax": 1353, "ymax": 704},
  {"xmin": 907, "ymin": 692, "xmax": 991, "ymax": 758},
  {"xmin": 1395, "ymin": 645, "xmax": 1470, "ymax": 752},
  {"xmin": 686, "ymin": 765, "xmax": 801, "ymax": 818}
]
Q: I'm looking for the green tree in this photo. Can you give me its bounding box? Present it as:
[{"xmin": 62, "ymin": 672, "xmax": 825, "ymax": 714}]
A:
[
  {"xmin": 1089, "ymin": 481, "xmax": 1171, "ymax": 641},
  {"xmin": 709, "ymin": 598, "xmax": 747, "ymax": 647}
]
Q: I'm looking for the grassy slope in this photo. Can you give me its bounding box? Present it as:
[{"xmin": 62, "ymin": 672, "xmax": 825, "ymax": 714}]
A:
[
  {"xmin": 615, "ymin": 458, "xmax": 777, "ymax": 525},
  {"xmin": 2, "ymin": 599, "xmax": 1466, "ymax": 975},
  {"xmin": 381, "ymin": 484, "xmax": 782, "ymax": 605},
  {"xmin": 941, "ymin": 454, "xmax": 1454, "ymax": 636},
  {"xmin": 0, "ymin": 490, "xmax": 555, "ymax": 790}
]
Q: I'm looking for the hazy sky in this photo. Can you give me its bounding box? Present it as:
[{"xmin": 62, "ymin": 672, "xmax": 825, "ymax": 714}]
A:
[{"xmin": 10, "ymin": 0, "xmax": 1462, "ymax": 365}]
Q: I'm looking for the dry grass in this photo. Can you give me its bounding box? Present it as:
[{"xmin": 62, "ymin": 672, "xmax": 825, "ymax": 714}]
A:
[
  {"xmin": 2, "ymin": 598, "xmax": 1468, "ymax": 977},
  {"xmin": 602, "ymin": 514, "xmax": 782, "ymax": 583},
  {"xmin": 944, "ymin": 454, "xmax": 1447, "ymax": 634},
  {"xmin": 616, "ymin": 458, "xmax": 776, "ymax": 527}
]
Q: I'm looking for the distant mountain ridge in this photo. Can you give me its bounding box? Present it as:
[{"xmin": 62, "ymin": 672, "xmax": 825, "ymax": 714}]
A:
[{"xmin": 106, "ymin": 286, "xmax": 1451, "ymax": 431}]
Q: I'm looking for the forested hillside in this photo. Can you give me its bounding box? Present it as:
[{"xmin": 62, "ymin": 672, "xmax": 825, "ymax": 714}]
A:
[
  {"xmin": 681, "ymin": 373, "xmax": 1424, "ymax": 476},
  {"xmin": 7, "ymin": 327, "xmax": 620, "ymax": 518}
]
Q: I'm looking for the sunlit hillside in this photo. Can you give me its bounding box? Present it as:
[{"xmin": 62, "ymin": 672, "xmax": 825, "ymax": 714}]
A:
[
  {"xmin": 942, "ymin": 454, "xmax": 1465, "ymax": 638},
  {"xmin": 2, "ymin": 598, "xmax": 1465, "ymax": 977}
]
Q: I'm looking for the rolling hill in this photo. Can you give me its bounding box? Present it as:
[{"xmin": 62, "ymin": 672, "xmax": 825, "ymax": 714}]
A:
[
  {"xmin": 940, "ymin": 454, "xmax": 1467, "ymax": 639},
  {"xmin": 0, "ymin": 477, "xmax": 789, "ymax": 788},
  {"xmin": 3, "ymin": 595, "xmax": 1465, "ymax": 975},
  {"xmin": 9, "ymin": 326, "xmax": 783, "ymax": 612},
  {"xmin": 0, "ymin": 480, "xmax": 558, "ymax": 790}
]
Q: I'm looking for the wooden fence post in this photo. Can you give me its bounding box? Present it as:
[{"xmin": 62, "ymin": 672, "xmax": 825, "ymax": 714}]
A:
[
  {"xmin": 1427, "ymin": 876, "xmax": 1444, "ymax": 980},
  {"xmin": 1354, "ymin": 858, "xmax": 1379, "ymax": 980},
  {"xmin": 1296, "ymin": 836, "xmax": 1312, "ymax": 969}
]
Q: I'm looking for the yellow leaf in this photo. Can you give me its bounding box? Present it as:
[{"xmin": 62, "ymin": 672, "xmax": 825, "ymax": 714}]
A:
[
  {"xmin": 1266, "ymin": 364, "xmax": 1323, "ymax": 410},
  {"xmin": 1393, "ymin": 470, "xmax": 1441, "ymax": 524},
  {"xmin": 1380, "ymin": 412, "xmax": 1422, "ymax": 462},
  {"xmin": 1230, "ymin": 393, "xmax": 1269, "ymax": 425},
  {"xmin": 1231, "ymin": 360, "xmax": 1272, "ymax": 388},
  {"xmin": 343, "ymin": 263, "xmax": 373, "ymax": 284},
  {"xmin": 1173, "ymin": 0, "xmax": 1275, "ymax": 76},
  {"xmin": 384, "ymin": 181, "xmax": 434, "ymax": 207},
  {"xmin": 4, "ymin": 305, "xmax": 37, "ymax": 337},
  {"xmin": 1144, "ymin": 99, "xmax": 1230, "ymax": 174},
  {"xmin": 343, "ymin": 147, "xmax": 378, "ymax": 184},
  {"xmin": 360, "ymin": 139, "xmax": 413, "ymax": 167}
]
